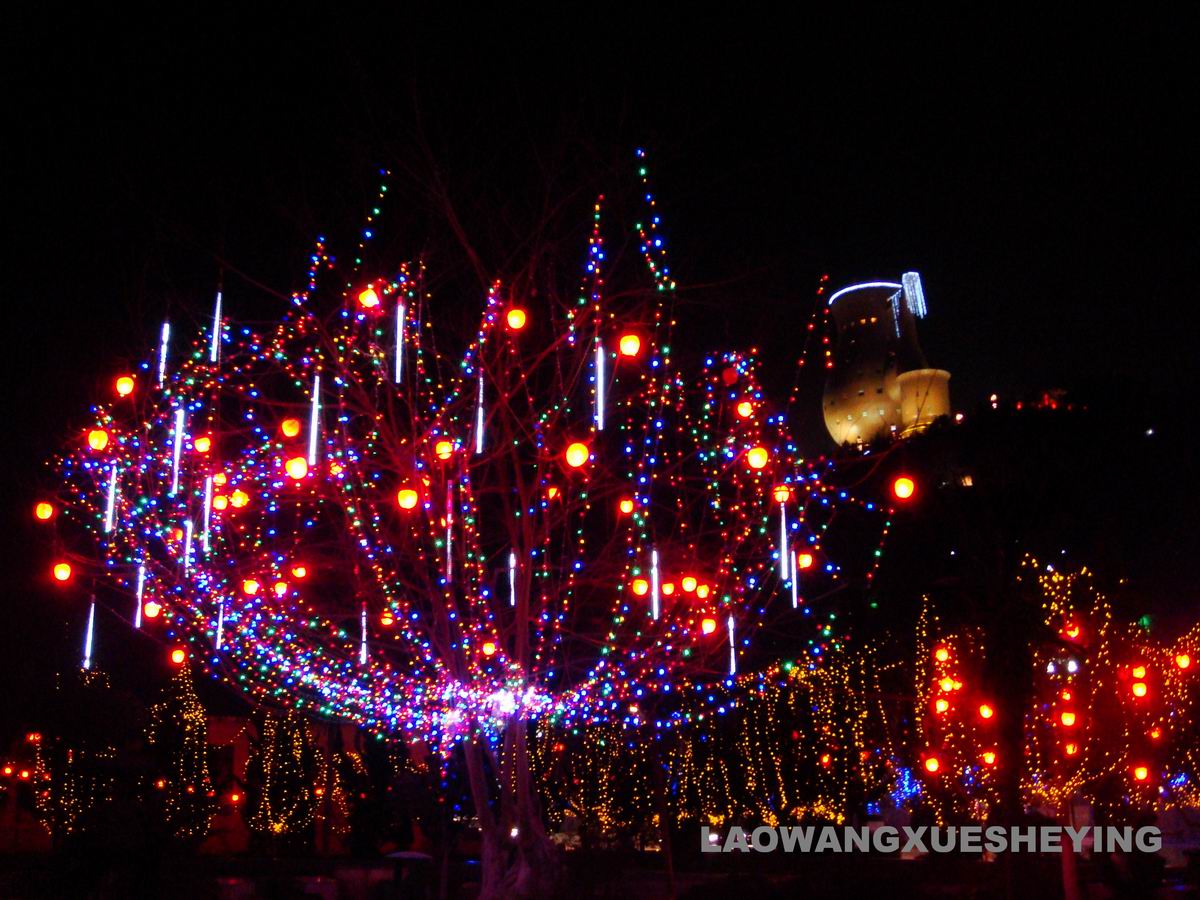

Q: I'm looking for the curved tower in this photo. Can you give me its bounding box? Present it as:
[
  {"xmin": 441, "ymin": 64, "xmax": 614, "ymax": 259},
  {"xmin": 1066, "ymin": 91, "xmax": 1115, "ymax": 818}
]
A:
[{"xmin": 822, "ymin": 273, "xmax": 950, "ymax": 445}]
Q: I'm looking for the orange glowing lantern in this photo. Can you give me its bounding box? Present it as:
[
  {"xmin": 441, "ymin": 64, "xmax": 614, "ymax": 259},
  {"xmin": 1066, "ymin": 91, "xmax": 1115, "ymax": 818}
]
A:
[
  {"xmin": 935, "ymin": 698, "xmax": 949, "ymax": 713},
  {"xmin": 273, "ymin": 581, "xmax": 289, "ymax": 597},
  {"xmin": 1133, "ymin": 765, "xmax": 1150, "ymax": 782},
  {"xmin": 291, "ymin": 565, "xmax": 308, "ymax": 579},
  {"xmin": 170, "ymin": 648, "xmax": 186, "ymax": 665},
  {"xmin": 285, "ymin": 457, "xmax": 308, "ymax": 479},
  {"xmin": 736, "ymin": 401, "xmax": 754, "ymax": 419},
  {"xmin": 242, "ymin": 578, "xmax": 261, "ymax": 596},
  {"xmin": 193, "ymin": 436, "xmax": 212, "ymax": 453},
  {"xmin": 631, "ymin": 578, "xmax": 649, "ymax": 596},
  {"xmin": 357, "ymin": 286, "xmax": 380, "ymax": 308},
  {"xmin": 482, "ymin": 641, "xmax": 497, "ymax": 657},
  {"xmin": 939, "ymin": 677, "xmax": 955, "ymax": 693},
  {"xmin": 1132, "ymin": 681, "xmax": 1148, "ymax": 698},
  {"xmin": 772, "ymin": 485, "xmax": 792, "ymax": 503},
  {"xmin": 52, "ymin": 562, "xmax": 72, "ymax": 582},
  {"xmin": 1177, "ymin": 653, "xmax": 1192, "ymax": 670},
  {"xmin": 564, "ymin": 442, "xmax": 589, "ymax": 468},
  {"xmin": 618, "ymin": 334, "xmax": 642, "ymax": 357},
  {"xmin": 1064, "ymin": 742, "xmax": 1079, "ymax": 756},
  {"xmin": 681, "ymin": 576, "xmax": 698, "ymax": 593},
  {"xmin": 34, "ymin": 502, "xmax": 54, "ymax": 521},
  {"xmin": 229, "ymin": 489, "xmax": 249, "ymax": 509},
  {"xmin": 115, "ymin": 375, "xmax": 135, "ymax": 396},
  {"xmin": 979, "ymin": 703, "xmax": 995, "ymax": 720},
  {"xmin": 143, "ymin": 600, "xmax": 162, "ymax": 619},
  {"xmin": 1060, "ymin": 711, "xmax": 1077, "ymax": 727},
  {"xmin": 701, "ymin": 617, "xmax": 718, "ymax": 635},
  {"xmin": 924, "ymin": 756, "xmax": 940, "ymax": 774},
  {"xmin": 981, "ymin": 751, "xmax": 997, "ymax": 766},
  {"xmin": 619, "ymin": 498, "xmax": 634, "ymax": 515},
  {"xmin": 396, "ymin": 488, "xmax": 419, "ymax": 510},
  {"xmin": 696, "ymin": 584, "xmax": 711, "ymax": 599},
  {"xmin": 212, "ymin": 495, "xmax": 229, "ymax": 511},
  {"xmin": 87, "ymin": 429, "xmax": 109, "ymax": 451},
  {"xmin": 891, "ymin": 476, "xmax": 916, "ymax": 501},
  {"xmin": 934, "ymin": 646, "xmax": 950, "ymax": 663},
  {"xmin": 506, "ymin": 308, "xmax": 527, "ymax": 330},
  {"xmin": 281, "ymin": 418, "xmax": 302, "ymax": 438},
  {"xmin": 796, "ymin": 553, "xmax": 814, "ymax": 570},
  {"xmin": 662, "ymin": 582, "xmax": 676, "ymax": 596},
  {"xmin": 746, "ymin": 446, "xmax": 769, "ymax": 469},
  {"xmin": 434, "ymin": 440, "xmax": 454, "ymax": 461},
  {"xmin": 380, "ymin": 611, "xmax": 395, "ymax": 627}
]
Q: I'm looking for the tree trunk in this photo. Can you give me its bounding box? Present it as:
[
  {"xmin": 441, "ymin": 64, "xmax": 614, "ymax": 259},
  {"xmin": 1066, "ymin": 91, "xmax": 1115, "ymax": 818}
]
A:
[{"xmin": 465, "ymin": 731, "xmax": 562, "ymax": 900}]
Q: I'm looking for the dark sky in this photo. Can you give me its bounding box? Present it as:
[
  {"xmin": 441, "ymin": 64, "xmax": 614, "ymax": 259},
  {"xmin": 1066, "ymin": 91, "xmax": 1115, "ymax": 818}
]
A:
[{"xmin": 3, "ymin": 10, "xmax": 1196, "ymax": 735}]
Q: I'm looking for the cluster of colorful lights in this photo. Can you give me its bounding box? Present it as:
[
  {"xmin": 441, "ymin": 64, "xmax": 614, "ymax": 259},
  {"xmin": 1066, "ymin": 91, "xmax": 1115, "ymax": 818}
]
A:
[
  {"xmin": 913, "ymin": 558, "xmax": 1199, "ymax": 823},
  {"xmin": 39, "ymin": 153, "xmax": 892, "ymax": 750}
]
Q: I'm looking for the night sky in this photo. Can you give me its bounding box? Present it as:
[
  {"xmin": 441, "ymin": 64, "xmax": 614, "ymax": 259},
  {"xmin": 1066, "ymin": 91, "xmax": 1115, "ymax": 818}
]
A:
[{"xmin": 3, "ymin": 10, "xmax": 1195, "ymax": 735}]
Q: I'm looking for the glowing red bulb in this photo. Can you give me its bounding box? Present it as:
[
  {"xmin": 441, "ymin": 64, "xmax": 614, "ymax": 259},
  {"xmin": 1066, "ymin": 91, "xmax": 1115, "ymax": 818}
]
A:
[
  {"xmin": 565, "ymin": 442, "xmax": 589, "ymax": 468},
  {"xmin": 891, "ymin": 476, "xmax": 916, "ymax": 501}
]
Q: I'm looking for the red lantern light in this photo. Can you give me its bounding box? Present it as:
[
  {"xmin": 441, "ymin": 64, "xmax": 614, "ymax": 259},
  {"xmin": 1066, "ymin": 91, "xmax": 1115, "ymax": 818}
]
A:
[
  {"xmin": 891, "ymin": 475, "xmax": 916, "ymax": 501},
  {"xmin": 565, "ymin": 442, "xmax": 589, "ymax": 468}
]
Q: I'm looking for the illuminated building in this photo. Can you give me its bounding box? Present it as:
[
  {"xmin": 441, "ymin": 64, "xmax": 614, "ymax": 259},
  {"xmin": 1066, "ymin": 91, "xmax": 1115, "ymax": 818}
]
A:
[{"xmin": 822, "ymin": 273, "xmax": 950, "ymax": 445}]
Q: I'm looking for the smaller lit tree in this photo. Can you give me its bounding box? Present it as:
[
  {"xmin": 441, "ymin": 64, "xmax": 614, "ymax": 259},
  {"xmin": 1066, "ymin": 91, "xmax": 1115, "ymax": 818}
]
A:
[{"xmin": 145, "ymin": 661, "xmax": 213, "ymax": 843}]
